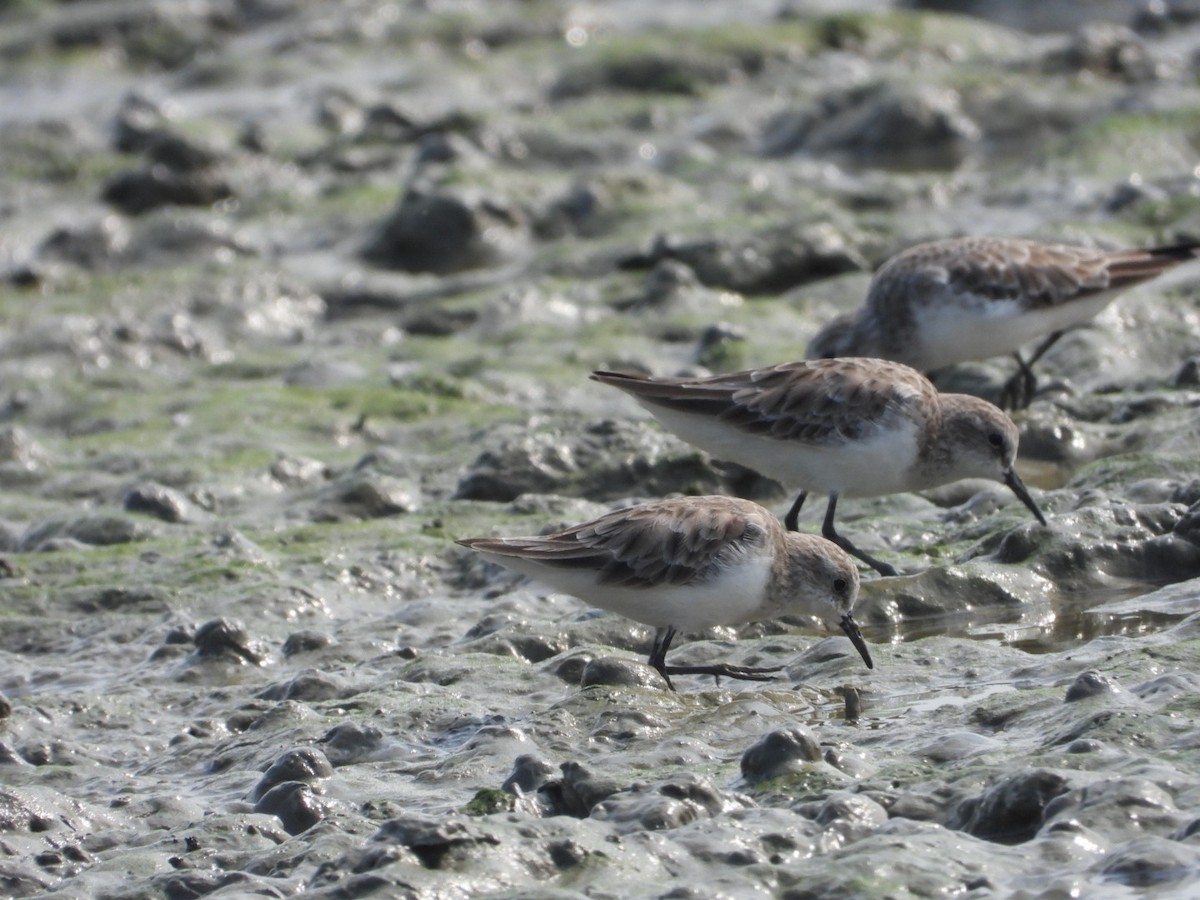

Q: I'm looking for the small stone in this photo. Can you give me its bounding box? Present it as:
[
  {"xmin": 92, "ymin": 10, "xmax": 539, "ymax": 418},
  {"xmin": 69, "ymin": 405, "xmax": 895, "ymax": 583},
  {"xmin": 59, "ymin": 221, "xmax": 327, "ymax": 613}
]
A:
[
  {"xmin": 124, "ymin": 481, "xmax": 202, "ymax": 523},
  {"xmin": 951, "ymin": 770, "xmax": 1071, "ymax": 844},
  {"xmin": 741, "ymin": 728, "xmax": 822, "ymax": 781},
  {"xmin": 254, "ymin": 782, "xmax": 327, "ymax": 836},
  {"xmin": 362, "ymin": 189, "xmax": 526, "ymax": 274},
  {"xmin": 580, "ymin": 656, "xmax": 661, "ymax": 689},
  {"xmin": 1065, "ymin": 669, "xmax": 1120, "ymax": 702},
  {"xmin": 252, "ymin": 748, "xmax": 334, "ymax": 801},
  {"xmin": 502, "ymin": 754, "xmax": 558, "ymax": 795},
  {"xmin": 101, "ymin": 166, "xmax": 233, "ymax": 216},
  {"xmin": 192, "ymin": 618, "xmax": 264, "ymax": 664},
  {"xmin": 320, "ymin": 723, "xmax": 384, "ymax": 765},
  {"xmin": 282, "ymin": 630, "xmax": 334, "ymax": 657}
]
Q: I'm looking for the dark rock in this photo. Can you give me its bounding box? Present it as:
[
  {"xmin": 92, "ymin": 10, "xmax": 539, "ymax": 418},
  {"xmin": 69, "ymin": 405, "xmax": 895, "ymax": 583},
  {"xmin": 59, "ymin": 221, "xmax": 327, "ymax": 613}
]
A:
[
  {"xmin": 124, "ymin": 481, "xmax": 202, "ymax": 523},
  {"xmin": 811, "ymin": 793, "xmax": 888, "ymax": 842},
  {"xmin": 1043, "ymin": 23, "xmax": 1160, "ymax": 81},
  {"xmin": 1065, "ymin": 669, "xmax": 1121, "ymax": 702},
  {"xmin": 950, "ymin": 770, "xmax": 1070, "ymax": 844},
  {"xmin": 1173, "ymin": 357, "xmax": 1200, "ymax": 388},
  {"xmin": 112, "ymin": 93, "xmax": 171, "ymax": 153},
  {"xmin": 580, "ymin": 656, "xmax": 661, "ymax": 689},
  {"xmin": 37, "ymin": 217, "xmax": 130, "ymax": 269},
  {"xmin": 760, "ymin": 81, "xmax": 979, "ymax": 170},
  {"xmin": 320, "ymin": 723, "xmax": 385, "ymax": 765},
  {"xmin": 123, "ymin": 216, "xmax": 252, "ymax": 266},
  {"xmin": 21, "ymin": 515, "xmax": 155, "ymax": 551},
  {"xmin": 313, "ymin": 473, "xmax": 420, "ymax": 520},
  {"xmin": 550, "ymin": 653, "xmax": 592, "ymax": 685},
  {"xmin": 0, "ymin": 693, "xmax": 10, "ymax": 719},
  {"xmin": 886, "ymin": 789, "xmax": 960, "ymax": 822},
  {"xmin": 1100, "ymin": 836, "xmax": 1200, "ymax": 887},
  {"xmin": 1174, "ymin": 499, "xmax": 1200, "ymax": 545},
  {"xmin": 66, "ymin": 587, "xmax": 168, "ymax": 613},
  {"xmin": 502, "ymin": 754, "xmax": 558, "ymax": 794},
  {"xmin": 270, "ymin": 454, "xmax": 330, "ymax": 487},
  {"xmin": 591, "ymin": 773, "xmax": 740, "ymax": 832},
  {"xmin": 258, "ymin": 671, "xmax": 344, "ymax": 702},
  {"xmin": 369, "ymin": 815, "xmax": 499, "ymax": 869},
  {"xmin": 550, "ymin": 762, "xmax": 625, "ymax": 817},
  {"xmin": 144, "ymin": 133, "xmax": 222, "ymax": 172},
  {"xmin": 623, "ymin": 225, "xmax": 864, "ymax": 294},
  {"xmin": 362, "ymin": 189, "xmax": 526, "ymax": 274},
  {"xmin": 282, "ymin": 630, "xmax": 335, "ymax": 656},
  {"xmin": 741, "ymin": 728, "xmax": 823, "ymax": 781},
  {"xmin": 253, "ymin": 781, "xmax": 328, "ymax": 835},
  {"xmin": 101, "ymin": 166, "xmax": 233, "ymax": 215},
  {"xmin": 192, "ymin": 618, "xmax": 265, "ymax": 665},
  {"xmin": 551, "ymin": 50, "xmax": 742, "ymax": 99},
  {"xmin": 454, "ymin": 418, "xmax": 729, "ymax": 503},
  {"xmin": 252, "ymin": 748, "xmax": 334, "ymax": 801},
  {"xmin": 695, "ymin": 322, "xmax": 747, "ymax": 370},
  {"xmin": 1044, "ymin": 777, "xmax": 1185, "ymax": 841}
]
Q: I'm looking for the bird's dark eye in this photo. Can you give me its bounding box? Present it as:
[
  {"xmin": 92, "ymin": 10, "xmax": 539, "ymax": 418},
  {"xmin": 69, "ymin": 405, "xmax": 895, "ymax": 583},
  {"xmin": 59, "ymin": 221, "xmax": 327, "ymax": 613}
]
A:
[
  {"xmin": 833, "ymin": 578, "xmax": 848, "ymax": 593},
  {"xmin": 987, "ymin": 432, "xmax": 1004, "ymax": 449}
]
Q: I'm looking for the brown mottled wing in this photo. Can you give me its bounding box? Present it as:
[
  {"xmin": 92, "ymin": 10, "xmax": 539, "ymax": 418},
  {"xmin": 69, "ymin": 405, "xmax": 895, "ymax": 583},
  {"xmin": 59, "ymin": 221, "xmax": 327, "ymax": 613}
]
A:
[
  {"xmin": 871, "ymin": 237, "xmax": 1199, "ymax": 313},
  {"xmin": 458, "ymin": 498, "xmax": 767, "ymax": 588},
  {"xmin": 594, "ymin": 359, "xmax": 934, "ymax": 445}
]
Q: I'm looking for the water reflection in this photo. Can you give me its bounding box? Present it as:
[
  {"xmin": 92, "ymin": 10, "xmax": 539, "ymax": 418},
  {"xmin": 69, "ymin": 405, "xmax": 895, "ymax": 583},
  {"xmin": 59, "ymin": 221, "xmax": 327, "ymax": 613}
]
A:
[{"xmin": 867, "ymin": 582, "xmax": 1191, "ymax": 654}]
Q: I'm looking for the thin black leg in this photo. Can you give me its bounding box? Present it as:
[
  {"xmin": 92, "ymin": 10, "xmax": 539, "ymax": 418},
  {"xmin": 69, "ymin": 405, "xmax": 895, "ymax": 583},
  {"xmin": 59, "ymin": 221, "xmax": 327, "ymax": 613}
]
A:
[
  {"xmin": 821, "ymin": 492, "xmax": 898, "ymax": 577},
  {"xmin": 784, "ymin": 491, "xmax": 808, "ymax": 531},
  {"xmin": 648, "ymin": 626, "xmax": 677, "ymax": 692},
  {"xmin": 646, "ymin": 625, "xmax": 783, "ymax": 690},
  {"xmin": 999, "ymin": 331, "xmax": 1064, "ymax": 410},
  {"xmin": 1025, "ymin": 330, "xmax": 1064, "ymax": 368}
]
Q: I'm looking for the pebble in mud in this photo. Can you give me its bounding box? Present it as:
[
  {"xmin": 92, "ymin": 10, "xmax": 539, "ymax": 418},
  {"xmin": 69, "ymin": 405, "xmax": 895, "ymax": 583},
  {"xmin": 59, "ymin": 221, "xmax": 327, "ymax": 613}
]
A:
[
  {"xmin": 590, "ymin": 774, "xmax": 750, "ymax": 834},
  {"xmin": 282, "ymin": 630, "xmax": 335, "ymax": 657},
  {"xmin": 1065, "ymin": 669, "xmax": 1122, "ymax": 702},
  {"xmin": 252, "ymin": 748, "xmax": 334, "ymax": 802},
  {"xmin": 361, "ymin": 189, "xmax": 527, "ymax": 274},
  {"xmin": 191, "ymin": 618, "xmax": 266, "ymax": 665},
  {"xmin": 124, "ymin": 481, "xmax": 206, "ymax": 523},
  {"xmin": 741, "ymin": 727, "xmax": 823, "ymax": 781},
  {"xmin": 501, "ymin": 754, "xmax": 558, "ymax": 795},
  {"xmin": 453, "ymin": 418, "xmax": 730, "ymax": 503},
  {"xmin": 950, "ymin": 770, "xmax": 1073, "ymax": 844},
  {"xmin": 580, "ymin": 656, "xmax": 663, "ymax": 689},
  {"xmin": 318, "ymin": 722, "xmax": 385, "ymax": 765},
  {"xmin": 253, "ymin": 782, "xmax": 330, "ymax": 836}
]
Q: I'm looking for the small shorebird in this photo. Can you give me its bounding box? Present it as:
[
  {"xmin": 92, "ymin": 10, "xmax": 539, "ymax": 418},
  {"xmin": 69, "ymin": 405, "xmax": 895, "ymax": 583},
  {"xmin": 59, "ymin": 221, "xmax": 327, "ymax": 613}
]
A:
[
  {"xmin": 807, "ymin": 237, "xmax": 1200, "ymax": 409},
  {"xmin": 592, "ymin": 358, "xmax": 1047, "ymax": 577},
  {"xmin": 457, "ymin": 495, "xmax": 872, "ymax": 691}
]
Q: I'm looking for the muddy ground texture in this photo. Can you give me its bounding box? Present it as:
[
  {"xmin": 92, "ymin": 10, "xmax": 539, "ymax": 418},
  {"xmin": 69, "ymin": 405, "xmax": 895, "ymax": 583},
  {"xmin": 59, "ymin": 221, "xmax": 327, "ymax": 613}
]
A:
[{"xmin": 4, "ymin": 0, "xmax": 1200, "ymax": 897}]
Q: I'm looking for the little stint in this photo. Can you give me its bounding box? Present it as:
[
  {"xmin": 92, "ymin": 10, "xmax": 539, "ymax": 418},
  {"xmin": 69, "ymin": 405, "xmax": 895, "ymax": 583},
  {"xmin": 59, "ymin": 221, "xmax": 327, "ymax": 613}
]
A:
[
  {"xmin": 458, "ymin": 495, "xmax": 871, "ymax": 691},
  {"xmin": 807, "ymin": 236, "xmax": 1200, "ymax": 408},
  {"xmin": 592, "ymin": 357, "xmax": 1047, "ymax": 577}
]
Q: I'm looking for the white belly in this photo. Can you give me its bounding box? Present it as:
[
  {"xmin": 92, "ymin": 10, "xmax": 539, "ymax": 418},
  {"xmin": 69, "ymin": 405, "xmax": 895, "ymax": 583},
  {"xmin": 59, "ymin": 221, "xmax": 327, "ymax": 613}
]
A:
[
  {"xmin": 911, "ymin": 291, "xmax": 1117, "ymax": 371},
  {"xmin": 477, "ymin": 551, "xmax": 773, "ymax": 630},
  {"xmin": 645, "ymin": 404, "xmax": 921, "ymax": 498}
]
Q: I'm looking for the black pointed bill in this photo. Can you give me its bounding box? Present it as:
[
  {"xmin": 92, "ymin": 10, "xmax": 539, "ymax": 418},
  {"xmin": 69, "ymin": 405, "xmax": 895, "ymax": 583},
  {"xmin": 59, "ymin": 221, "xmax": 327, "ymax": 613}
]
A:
[
  {"xmin": 840, "ymin": 614, "xmax": 873, "ymax": 670},
  {"xmin": 1003, "ymin": 468, "xmax": 1047, "ymax": 526}
]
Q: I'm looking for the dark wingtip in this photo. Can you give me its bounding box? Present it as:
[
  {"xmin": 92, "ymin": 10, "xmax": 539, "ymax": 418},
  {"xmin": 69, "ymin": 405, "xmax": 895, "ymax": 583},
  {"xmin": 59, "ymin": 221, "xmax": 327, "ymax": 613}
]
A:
[{"xmin": 840, "ymin": 614, "xmax": 874, "ymax": 670}]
